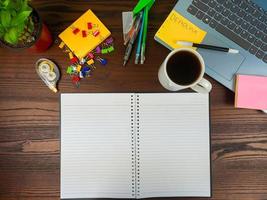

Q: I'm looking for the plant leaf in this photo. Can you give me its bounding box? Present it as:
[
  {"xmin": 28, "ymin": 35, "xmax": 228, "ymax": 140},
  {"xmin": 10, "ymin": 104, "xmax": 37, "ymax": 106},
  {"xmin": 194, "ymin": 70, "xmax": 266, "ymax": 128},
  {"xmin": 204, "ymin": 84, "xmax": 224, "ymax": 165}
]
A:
[
  {"xmin": 4, "ymin": 27, "xmax": 18, "ymax": 44},
  {"xmin": 1, "ymin": 11, "xmax": 11, "ymax": 28},
  {"xmin": 11, "ymin": 10, "xmax": 31, "ymax": 26}
]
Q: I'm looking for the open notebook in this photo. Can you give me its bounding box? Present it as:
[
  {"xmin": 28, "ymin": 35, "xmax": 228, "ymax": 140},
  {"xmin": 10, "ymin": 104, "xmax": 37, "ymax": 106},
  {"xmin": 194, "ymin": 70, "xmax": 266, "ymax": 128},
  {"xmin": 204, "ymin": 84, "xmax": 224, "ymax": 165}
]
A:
[{"xmin": 61, "ymin": 93, "xmax": 211, "ymax": 199}]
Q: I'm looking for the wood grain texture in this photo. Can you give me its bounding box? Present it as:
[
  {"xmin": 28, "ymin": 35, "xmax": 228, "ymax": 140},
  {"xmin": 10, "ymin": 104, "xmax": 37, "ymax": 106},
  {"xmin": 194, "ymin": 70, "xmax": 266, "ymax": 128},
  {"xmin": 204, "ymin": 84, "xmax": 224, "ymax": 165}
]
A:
[{"xmin": 0, "ymin": 0, "xmax": 267, "ymax": 199}]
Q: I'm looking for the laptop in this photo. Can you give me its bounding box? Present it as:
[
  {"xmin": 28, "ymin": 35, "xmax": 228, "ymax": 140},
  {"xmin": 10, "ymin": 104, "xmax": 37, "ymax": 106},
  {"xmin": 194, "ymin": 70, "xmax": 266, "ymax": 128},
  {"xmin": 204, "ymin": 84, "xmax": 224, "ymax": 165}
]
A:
[{"xmin": 156, "ymin": 0, "xmax": 267, "ymax": 91}]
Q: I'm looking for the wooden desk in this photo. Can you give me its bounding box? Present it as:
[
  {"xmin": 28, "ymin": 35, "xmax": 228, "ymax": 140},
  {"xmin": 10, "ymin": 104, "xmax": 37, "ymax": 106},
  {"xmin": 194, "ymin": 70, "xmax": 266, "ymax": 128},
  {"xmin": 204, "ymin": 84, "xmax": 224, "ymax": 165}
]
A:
[{"xmin": 0, "ymin": 0, "xmax": 267, "ymax": 199}]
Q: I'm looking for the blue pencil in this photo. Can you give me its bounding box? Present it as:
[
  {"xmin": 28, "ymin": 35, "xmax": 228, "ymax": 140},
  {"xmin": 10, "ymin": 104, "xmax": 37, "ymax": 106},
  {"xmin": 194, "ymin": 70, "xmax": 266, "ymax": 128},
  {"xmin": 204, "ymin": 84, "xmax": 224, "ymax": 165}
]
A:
[{"xmin": 135, "ymin": 11, "xmax": 145, "ymax": 64}]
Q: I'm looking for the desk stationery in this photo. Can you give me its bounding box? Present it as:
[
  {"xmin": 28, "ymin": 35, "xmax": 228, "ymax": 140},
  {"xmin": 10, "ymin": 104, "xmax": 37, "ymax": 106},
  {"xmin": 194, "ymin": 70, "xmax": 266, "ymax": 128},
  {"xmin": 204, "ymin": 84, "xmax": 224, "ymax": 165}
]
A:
[{"xmin": 0, "ymin": 0, "xmax": 267, "ymax": 200}]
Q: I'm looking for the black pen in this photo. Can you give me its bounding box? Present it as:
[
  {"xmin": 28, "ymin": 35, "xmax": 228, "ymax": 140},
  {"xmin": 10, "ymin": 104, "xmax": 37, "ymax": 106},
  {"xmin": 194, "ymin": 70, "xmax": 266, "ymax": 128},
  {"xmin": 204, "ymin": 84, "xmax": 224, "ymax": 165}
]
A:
[{"xmin": 177, "ymin": 41, "xmax": 239, "ymax": 54}]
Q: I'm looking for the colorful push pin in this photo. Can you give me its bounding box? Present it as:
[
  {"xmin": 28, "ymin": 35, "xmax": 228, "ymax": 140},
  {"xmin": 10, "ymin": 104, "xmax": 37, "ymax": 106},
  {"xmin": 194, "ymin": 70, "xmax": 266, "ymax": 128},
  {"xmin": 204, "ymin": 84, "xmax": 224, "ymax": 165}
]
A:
[
  {"xmin": 82, "ymin": 30, "xmax": 87, "ymax": 37},
  {"xmin": 80, "ymin": 58, "xmax": 86, "ymax": 65},
  {"xmin": 87, "ymin": 59, "xmax": 94, "ymax": 65},
  {"xmin": 95, "ymin": 46, "xmax": 101, "ymax": 54},
  {"xmin": 59, "ymin": 42, "xmax": 65, "ymax": 49},
  {"xmin": 82, "ymin": 66, "xmax": 91, "ymax": 77},
  {"xmin": 76, "ymin": 65, "xmax": 82, "ymax": 72},
  {"xmin": 87, "ymin": 22, "xmax": 93, "ymax": 30},
  {"xmin": 69, "ymin": 52, "xmax": 74, "ymax": 59},
  {"xmin": 79, "ymin": 71, "xmax": 84, "ymax": 78},
  {"xmin": 106, "ymin": 37, "xmax": 114, "ymax": 44},
  {"xmin": 97, "ymin": 57, "xmax": 108, "ymax": 65},
  {"xmin": 66, "ymin": 66, "xmax": 73, "ymax": 74},
  {"xmin": 70, "ymin": 57, "xmax": 79, "ymax": 64},
  {"xmin": 87, "ymin": 52, "xmax": 94, "ymax": 59},
  {"xmin": 108, "ymin": 46, "xmax": 115, "ymax": 52},
  {"xmin": 73, "ymin": 28, "xmax": 80, "ymax": 35},
  {"xmin": 101, "ymin": 48, "xmax": 109, "ymax": 54},
  {"xmin": 72, "ymin": 75, "xmax": 80, "ymax": 87},
  {"xmin": 93, "ymin": 30, "xmax": 100, "ymax": 37}
]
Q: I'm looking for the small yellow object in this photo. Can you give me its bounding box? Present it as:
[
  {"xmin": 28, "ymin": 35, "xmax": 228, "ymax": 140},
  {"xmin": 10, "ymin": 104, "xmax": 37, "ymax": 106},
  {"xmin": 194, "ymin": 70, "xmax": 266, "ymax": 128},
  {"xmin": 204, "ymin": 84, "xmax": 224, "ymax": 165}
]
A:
[
  {"xmin": 76, "ymin": 65, "xmax": 82, "ymax": 72},
  {"xmin": 87, "ymin": 59, "xmax": 94, "ymax": 65},
  {"xmin": 69, "ymin": 52, "xmax": 74, "ymax": 59},
  {"xmin": 59, "ymin": 41, "xmax": 65, "ymax": 49},
  {"xmin": 155, "ymin": 10, "xmax": 207, "ymax": 49}
]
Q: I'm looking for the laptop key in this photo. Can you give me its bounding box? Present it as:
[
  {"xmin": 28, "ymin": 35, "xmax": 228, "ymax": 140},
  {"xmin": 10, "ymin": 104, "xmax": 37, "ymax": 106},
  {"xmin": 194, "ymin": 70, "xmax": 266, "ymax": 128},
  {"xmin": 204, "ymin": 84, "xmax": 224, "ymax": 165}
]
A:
[
  {"xmin": 216, "ymin": 24, "xmax": 251, "ymax": 50},
  {"xmin": 215, "ymin": 4, "xmax": 223, "ymax": 12},
  {"xmin": 187, "ymin": 5, "xmax": 198, "ymax": 15},
  {"xmin": 208, "ymin": 0, "xmax": 216, "ymax": 8},
  {"xmin": 234, "ymin": 26, "xmax": 242, "ymax": 34},
  {"xmin": 247, "ymin": 34, "xmax": 256, "ymax": 43},
  {"xmin": 263, "ymin": 55, "xmax": 267, "ymax": 63},
  {"xmin": 241, "ymin": 21, "xmax": 250, "ymax": 29},
  {"xmin": 214, "ymin": 13, "xmax": 222, "ymax": 21},
  {"xmin": 228, "ymin": 13, "xmax": 236, "ymax": 21},
  {"xmin": 222, "ymin": 9, "xmax": 230, "ymax": 17},
  {"xmin": 196, "ymin": 10, "xmax": 205, "ymax": 19},
  {"xmin": 249, "ymin": 46, "xmax": 257, "ymax": 55},
  {"xmin": 221, "ymin": 17, "xmax": 230, "ymax": 26},
  {"xmin": 227, "ymin": 21, "xmax": 236, "ymax": 30},
  {"xmin": 262, "ymin": 35, "xmax": 267, "ymax": 43},
  {"xmin": 234, "ymin": 17, "xmax": 243, "ymax": 26},
  {"xmin": 209, "ymin": 19, "xmax": 218, "ymax": 28},
  {"xmin": 193, "ymin": 0, "xmax": 209, "ymax": 12},
  {"xmin": 255, "ymin": 30, "xmax": 263, "ymax": 39},
  {"xmin": 250, "ymin": 17, "xmax": 258, "ymax": 26},
  {"xmin": 254, "ymin": 39, "xmax": 263, "ymax": 48},
  {"xmin": 237, "ymin": 10, "xmax": 246, "ymax": 18},
  {"xmin": 230, "ymin": 5, "xmax": 239, "ymax": 13},
  {"xmin": 207, "ymin": 8, "xmax": 216, "ymax": 17},
  {"xmin": 248, "ymin": 26, "xmax": 257, "ymax": 34},
  {"xmin": 261, "ymin": 44, "xmax": 267, "ymax": 52},
  {"xmin": 200, "ymin": 0, "xmax": 210, "ymax": 3},
  {"xmin": 240, "ymin": 30, "xmax": 249, "ymax": 39},
  {"xmin": 256, "ymin": 50, "xmax": 264, "ymax": 59}
]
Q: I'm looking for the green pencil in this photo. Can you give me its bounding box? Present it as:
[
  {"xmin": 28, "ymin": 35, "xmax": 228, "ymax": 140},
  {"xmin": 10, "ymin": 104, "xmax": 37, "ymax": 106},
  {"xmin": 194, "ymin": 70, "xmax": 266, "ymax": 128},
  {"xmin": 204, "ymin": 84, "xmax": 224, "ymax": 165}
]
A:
[{"xmin": 140, "ymin": 6, "xmax": 148, "ymax": 64}]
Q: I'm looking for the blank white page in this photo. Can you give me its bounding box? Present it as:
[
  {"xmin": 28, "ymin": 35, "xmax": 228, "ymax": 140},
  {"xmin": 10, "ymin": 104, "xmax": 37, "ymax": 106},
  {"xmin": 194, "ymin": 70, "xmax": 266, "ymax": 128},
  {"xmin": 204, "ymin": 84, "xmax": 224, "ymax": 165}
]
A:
[
  {"xmin": 61, "ymin": 94, "xmax": 134, "ymax": 199},
  {"xmin": 137, "ymin": 93, "xmax": 210, "ymax": 198}
]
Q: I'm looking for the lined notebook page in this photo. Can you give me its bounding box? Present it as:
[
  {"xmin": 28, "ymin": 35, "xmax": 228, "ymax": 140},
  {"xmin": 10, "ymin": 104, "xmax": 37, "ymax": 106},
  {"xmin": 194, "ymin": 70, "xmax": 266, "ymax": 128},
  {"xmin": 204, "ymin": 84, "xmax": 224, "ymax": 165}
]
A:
[
  {"xmin": 138, "ymin": 93, "xmax": 210, "ymax": 198},
  {"xmin": 61, "ymin": 94, "xmax": 133, "ymax": 199}
]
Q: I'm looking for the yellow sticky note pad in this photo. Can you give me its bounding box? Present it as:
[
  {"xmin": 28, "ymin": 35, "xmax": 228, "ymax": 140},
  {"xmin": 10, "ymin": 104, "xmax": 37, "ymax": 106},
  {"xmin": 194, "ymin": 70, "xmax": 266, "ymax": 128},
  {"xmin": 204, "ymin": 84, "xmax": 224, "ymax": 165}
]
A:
[
  {"xmin": 59, "ymin": 9, "xmax": 111, "ymax": 59},
  {"xmin": 155, "ymin": 10, "xmax": 207, "ymax": 49}
]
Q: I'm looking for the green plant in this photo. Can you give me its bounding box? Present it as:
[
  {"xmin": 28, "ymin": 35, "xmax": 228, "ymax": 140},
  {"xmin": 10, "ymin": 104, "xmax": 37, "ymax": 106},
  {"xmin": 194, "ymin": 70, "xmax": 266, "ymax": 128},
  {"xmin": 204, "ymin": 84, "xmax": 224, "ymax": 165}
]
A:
[{"xmin": 0, "ymin": 0, "xmax": 33, "ymax": 45}]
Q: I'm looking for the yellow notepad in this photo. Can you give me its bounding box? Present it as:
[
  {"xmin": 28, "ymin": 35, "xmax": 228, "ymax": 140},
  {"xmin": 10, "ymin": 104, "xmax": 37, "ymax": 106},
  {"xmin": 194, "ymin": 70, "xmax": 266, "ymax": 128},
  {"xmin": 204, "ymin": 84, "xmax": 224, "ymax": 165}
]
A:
[
  {"xmin": 59, "ymin": 9, "xmax": 111, "ymax": 59},
  {"xmin": 155, "ymin": 10, "xmax": 207, "ymax": 49}
]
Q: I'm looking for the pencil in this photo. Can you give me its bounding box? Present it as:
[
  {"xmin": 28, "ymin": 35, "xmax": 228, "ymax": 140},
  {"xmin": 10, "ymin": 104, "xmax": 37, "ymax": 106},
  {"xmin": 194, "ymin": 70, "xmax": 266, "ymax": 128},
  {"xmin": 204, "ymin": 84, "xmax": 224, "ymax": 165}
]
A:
[{"xmin": 140, "ymin": 6, "xmax": 149, "ymax": 64}]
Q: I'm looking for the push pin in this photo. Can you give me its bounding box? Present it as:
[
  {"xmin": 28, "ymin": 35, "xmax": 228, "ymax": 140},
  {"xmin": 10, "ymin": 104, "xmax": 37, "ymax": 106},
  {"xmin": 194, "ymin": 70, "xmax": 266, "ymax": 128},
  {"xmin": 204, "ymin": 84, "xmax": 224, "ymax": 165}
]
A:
[
  {"xmin": 93, "ymin": 30, "xmax": 100, "ymax": 37},
  {"xmin": 97, "ymin": 57, "xmax": 107, "ymax": 65},
  {"xmin": 72, "ymin": 28, "xmax": 80, "ymax": 35},
  {"xmin": 82, "ymin": 30, "xmax": 87, "ymax": 37},
  {"xmin": 72, "ymin": 75, "xmax": 80, "ymax": 87},
  {"xmin": 87, "ymin": 22, "xmax": 93, "ymax": 30}
]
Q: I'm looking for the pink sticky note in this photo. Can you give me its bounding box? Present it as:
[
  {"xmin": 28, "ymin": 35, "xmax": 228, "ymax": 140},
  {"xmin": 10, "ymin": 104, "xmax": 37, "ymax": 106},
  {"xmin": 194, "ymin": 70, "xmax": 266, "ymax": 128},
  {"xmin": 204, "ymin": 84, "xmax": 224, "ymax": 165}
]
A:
[{"xmin": 235, "ymin": 75, "xmax": 267, "ymax": 110}]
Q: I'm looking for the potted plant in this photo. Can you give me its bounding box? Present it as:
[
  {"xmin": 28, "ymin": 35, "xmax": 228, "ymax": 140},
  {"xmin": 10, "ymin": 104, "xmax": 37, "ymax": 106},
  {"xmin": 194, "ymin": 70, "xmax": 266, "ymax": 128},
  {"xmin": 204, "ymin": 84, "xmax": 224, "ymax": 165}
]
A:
[{"xmin": 0, "ymin": 0, "xmax": 52, "ymax": 52}]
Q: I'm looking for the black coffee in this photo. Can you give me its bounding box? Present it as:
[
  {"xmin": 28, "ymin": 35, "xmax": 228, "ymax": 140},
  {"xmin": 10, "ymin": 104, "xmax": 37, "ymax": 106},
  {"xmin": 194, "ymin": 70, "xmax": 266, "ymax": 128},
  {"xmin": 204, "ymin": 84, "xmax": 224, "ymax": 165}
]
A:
[{"xmin": 166, "ymin": 51, "xmax": 202, "ymax": 86}]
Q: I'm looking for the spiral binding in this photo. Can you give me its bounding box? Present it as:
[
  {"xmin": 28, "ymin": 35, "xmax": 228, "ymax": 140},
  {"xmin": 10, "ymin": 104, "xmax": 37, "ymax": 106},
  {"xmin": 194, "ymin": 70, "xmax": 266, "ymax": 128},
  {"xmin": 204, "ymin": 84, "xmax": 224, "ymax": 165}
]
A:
[
  {"xmin": 136, "ymin": 94, "xmax": 140, "ymax": 197},
  {"xmin": 130, "ymin": 95, "xmax": 136, "ymax": 197}
]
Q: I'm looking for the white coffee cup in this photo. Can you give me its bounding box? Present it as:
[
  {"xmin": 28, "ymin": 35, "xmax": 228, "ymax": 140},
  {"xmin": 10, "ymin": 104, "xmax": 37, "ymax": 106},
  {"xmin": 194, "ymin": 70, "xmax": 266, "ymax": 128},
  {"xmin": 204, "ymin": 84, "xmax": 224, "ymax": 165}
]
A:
[{"xmin": 158, "ymin": 48, "xmax": 212, "ymax": 93}]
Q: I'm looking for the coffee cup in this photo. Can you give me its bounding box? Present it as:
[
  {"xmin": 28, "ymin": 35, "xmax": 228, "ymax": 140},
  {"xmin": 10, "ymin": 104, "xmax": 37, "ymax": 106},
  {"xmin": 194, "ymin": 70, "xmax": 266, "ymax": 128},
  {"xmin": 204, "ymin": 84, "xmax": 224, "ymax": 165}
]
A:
[{"xmin": 158, "ymin": 48, "xmax": 212, "ymax": 93}]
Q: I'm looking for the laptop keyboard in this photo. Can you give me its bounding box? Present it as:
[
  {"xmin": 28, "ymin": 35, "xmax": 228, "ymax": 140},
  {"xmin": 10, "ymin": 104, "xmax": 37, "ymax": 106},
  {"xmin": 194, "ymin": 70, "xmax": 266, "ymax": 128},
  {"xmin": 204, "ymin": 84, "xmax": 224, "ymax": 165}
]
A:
[{"xmin": 187, "ymin": 0, "xmax": 267, "ymax": 63}]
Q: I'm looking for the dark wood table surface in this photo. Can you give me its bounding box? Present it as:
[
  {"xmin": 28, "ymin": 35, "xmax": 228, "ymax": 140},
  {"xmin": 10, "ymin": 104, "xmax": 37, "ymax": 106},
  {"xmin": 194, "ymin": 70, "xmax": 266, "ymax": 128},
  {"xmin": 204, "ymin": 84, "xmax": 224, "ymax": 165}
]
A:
[{"xmin": 0, "ymin": 0, "xmax": 267, "ymax": 199}]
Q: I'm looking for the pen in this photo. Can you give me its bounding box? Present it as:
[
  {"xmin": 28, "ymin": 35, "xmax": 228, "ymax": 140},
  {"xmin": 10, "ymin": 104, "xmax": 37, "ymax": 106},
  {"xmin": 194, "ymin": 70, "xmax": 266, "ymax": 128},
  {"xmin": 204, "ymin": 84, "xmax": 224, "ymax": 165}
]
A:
[
  {"xmin": 140, "ymin": 6, "xmax": 148, "ymax": 64},
  {"xmin": 177, "ymin": 41, "xmax": 239, "ymax": 54},
  {"xmin": 135, "ymin": 12, "xmax": 145, "ymax": 64},
  {"xmin": 123, "ymin": 12, "xmax": 143, "ymax": 66}
]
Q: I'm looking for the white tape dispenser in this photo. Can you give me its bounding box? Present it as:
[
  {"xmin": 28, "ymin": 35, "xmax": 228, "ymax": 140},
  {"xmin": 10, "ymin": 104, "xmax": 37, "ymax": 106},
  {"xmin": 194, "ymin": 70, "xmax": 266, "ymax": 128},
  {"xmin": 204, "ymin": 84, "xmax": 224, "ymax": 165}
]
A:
[{"xmin": 36, "ymin": 58, "xmax": 60, "ymax": 93}]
